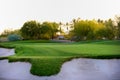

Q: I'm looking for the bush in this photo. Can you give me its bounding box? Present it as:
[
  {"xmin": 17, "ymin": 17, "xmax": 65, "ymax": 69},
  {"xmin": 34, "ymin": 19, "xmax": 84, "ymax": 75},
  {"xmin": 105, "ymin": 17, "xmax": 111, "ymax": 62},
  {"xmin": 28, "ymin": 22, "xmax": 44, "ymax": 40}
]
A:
[{"xmin": 8, "ymin": 34, "xmax": 22, "ymax": 41}]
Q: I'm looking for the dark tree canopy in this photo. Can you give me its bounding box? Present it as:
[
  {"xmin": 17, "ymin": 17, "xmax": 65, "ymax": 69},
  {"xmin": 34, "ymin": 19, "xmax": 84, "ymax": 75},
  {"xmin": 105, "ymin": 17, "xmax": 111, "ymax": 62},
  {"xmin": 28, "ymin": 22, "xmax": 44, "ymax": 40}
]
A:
[
  {"xmin": 20, "ymin": 20, "xmax": 59, "ymax": 40},
  {"xmin": 20, "ymin": 20, "xmax": 40, "ymax": 39}
]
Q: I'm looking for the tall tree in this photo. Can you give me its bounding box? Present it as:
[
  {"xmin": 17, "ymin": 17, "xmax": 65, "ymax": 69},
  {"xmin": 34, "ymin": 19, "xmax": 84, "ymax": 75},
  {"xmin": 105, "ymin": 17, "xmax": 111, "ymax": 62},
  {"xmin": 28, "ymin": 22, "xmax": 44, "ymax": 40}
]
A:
[
  {"xmin": 20, "ymin": 20, "xmax": 40, "ymax": 39},
  {"xmin": 115, "ymin": 15, "xmax": 120, "ymax": 39},
  {"xmin": 40, "ymin": 22, "xmax": 59, "ymax": 39},
  {"xmin": 104, "ymin": 19, "xmax": 115, "ymax": 39},
  {"xmin": 70, "ymin": 19, "xmax": 104, "ymax": 41}
]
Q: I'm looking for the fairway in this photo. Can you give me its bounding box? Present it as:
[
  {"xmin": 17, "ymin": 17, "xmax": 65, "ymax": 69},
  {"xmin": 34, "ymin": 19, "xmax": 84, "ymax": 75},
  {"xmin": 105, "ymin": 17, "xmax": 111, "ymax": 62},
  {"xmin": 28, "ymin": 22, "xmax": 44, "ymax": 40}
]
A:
[{"xmin": 0, "ymin": 40, "xmax": 120, "ymax": 76}]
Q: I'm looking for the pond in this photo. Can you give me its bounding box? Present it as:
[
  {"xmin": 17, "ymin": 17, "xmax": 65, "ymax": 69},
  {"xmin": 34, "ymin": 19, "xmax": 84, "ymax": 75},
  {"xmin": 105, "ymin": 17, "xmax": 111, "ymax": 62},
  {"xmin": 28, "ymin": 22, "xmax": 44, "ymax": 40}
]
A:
[{"xmin": 0, "ymin": 48, "xmax": 120, "ymax": 80}]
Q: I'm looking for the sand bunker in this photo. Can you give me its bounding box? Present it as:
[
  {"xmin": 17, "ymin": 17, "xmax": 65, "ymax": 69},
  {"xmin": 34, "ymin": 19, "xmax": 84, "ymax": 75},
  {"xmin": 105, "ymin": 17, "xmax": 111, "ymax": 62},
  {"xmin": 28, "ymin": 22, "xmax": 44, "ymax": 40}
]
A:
[
  {"xmin": 0, "ymin": 48, "xmax": 120, "ymax": 80},
  {"xmin": 0, "ymin": 48, "xmax": 15, "ymax": 57}
]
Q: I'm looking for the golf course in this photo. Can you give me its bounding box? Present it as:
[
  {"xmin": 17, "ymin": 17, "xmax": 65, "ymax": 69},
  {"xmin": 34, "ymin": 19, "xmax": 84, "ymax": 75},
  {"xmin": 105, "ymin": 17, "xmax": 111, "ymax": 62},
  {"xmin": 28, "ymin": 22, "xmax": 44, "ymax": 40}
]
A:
[{"xmin": 0, "ymin": 40, "xmax": 120, "ymax": 76}]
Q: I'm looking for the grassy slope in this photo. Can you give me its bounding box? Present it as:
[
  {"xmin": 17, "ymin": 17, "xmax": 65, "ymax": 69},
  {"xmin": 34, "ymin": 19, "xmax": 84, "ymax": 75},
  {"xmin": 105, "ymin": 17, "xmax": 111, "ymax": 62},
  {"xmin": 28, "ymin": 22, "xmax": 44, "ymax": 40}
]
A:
[{"xmin": 0, "ymin": 40, "xmax": 120, "ymax": 76}]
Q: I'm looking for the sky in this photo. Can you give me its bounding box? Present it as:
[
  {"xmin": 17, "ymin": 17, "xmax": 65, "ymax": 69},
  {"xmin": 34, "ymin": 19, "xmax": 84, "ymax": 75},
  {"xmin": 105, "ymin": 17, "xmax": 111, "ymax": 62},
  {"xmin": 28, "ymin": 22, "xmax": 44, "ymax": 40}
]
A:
[{"xmin": 0, "ymin": 0, "xmax": 120, "ymax": 34}]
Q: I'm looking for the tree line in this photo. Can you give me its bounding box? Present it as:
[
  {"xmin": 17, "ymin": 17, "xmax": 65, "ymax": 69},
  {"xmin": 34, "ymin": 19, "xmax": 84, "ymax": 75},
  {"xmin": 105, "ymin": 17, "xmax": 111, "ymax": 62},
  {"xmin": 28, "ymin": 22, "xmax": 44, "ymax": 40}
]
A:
[
  {"xmin": 70, "ymin": 18, "xmax": 117, "ymax": 41},
  {"xmin": 20, "ymin": 21, "xmax": 59, "ymax": 40},
  {"xmin": 0, "ymin": 15, "xmax": 120, "ymax": 41},
  {"xmin": 69, "ymin": 16, "xmax": 120, "ymax": 41},
  {"xmin": 0, "ymin": 21, "xmax": 59, "ymax": 40}
]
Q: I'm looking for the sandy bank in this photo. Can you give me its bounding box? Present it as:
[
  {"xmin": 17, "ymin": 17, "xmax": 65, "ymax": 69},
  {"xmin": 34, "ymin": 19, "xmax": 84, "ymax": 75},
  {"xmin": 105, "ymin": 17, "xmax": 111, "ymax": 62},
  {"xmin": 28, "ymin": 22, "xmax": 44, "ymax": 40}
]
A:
[
  {"xmin": 0, "ymin": 48, "xmax": 14, "ymax": 57},
  {"xmin": 0, "ymin": 48, "xmax": 120, "ymax": 80}
]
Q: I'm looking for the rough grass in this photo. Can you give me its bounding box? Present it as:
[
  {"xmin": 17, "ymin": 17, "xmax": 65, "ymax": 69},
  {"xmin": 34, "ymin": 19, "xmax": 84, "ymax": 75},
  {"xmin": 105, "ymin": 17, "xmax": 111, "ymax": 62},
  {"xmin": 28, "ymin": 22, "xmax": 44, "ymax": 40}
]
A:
[{"xmin": 0, "ymin": 40, "xmax": 120, "ymax": 76}]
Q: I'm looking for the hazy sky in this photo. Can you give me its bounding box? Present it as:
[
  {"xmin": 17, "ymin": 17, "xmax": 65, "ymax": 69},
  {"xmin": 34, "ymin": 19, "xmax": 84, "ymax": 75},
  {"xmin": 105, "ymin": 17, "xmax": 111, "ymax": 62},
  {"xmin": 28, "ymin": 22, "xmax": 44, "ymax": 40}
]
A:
[{"xmin": 0, "ymin": 0, "xmax": 120, "ymax": 33}]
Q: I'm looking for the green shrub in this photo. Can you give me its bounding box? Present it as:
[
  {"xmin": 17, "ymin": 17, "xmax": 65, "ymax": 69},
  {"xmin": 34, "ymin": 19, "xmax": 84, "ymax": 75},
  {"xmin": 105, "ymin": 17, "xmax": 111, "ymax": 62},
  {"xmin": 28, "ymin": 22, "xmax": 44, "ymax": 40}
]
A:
[{"xmin": 8, "ymin": 34, "xmax": 22, "ymax": 41}]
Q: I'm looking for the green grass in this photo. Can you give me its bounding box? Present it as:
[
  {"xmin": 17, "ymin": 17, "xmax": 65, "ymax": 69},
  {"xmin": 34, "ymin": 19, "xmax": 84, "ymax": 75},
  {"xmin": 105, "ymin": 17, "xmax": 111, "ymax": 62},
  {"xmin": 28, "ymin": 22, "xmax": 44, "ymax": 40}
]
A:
[{"xmin": 0, "ymin": 40, "xmax": 120, "ymax": 76}]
